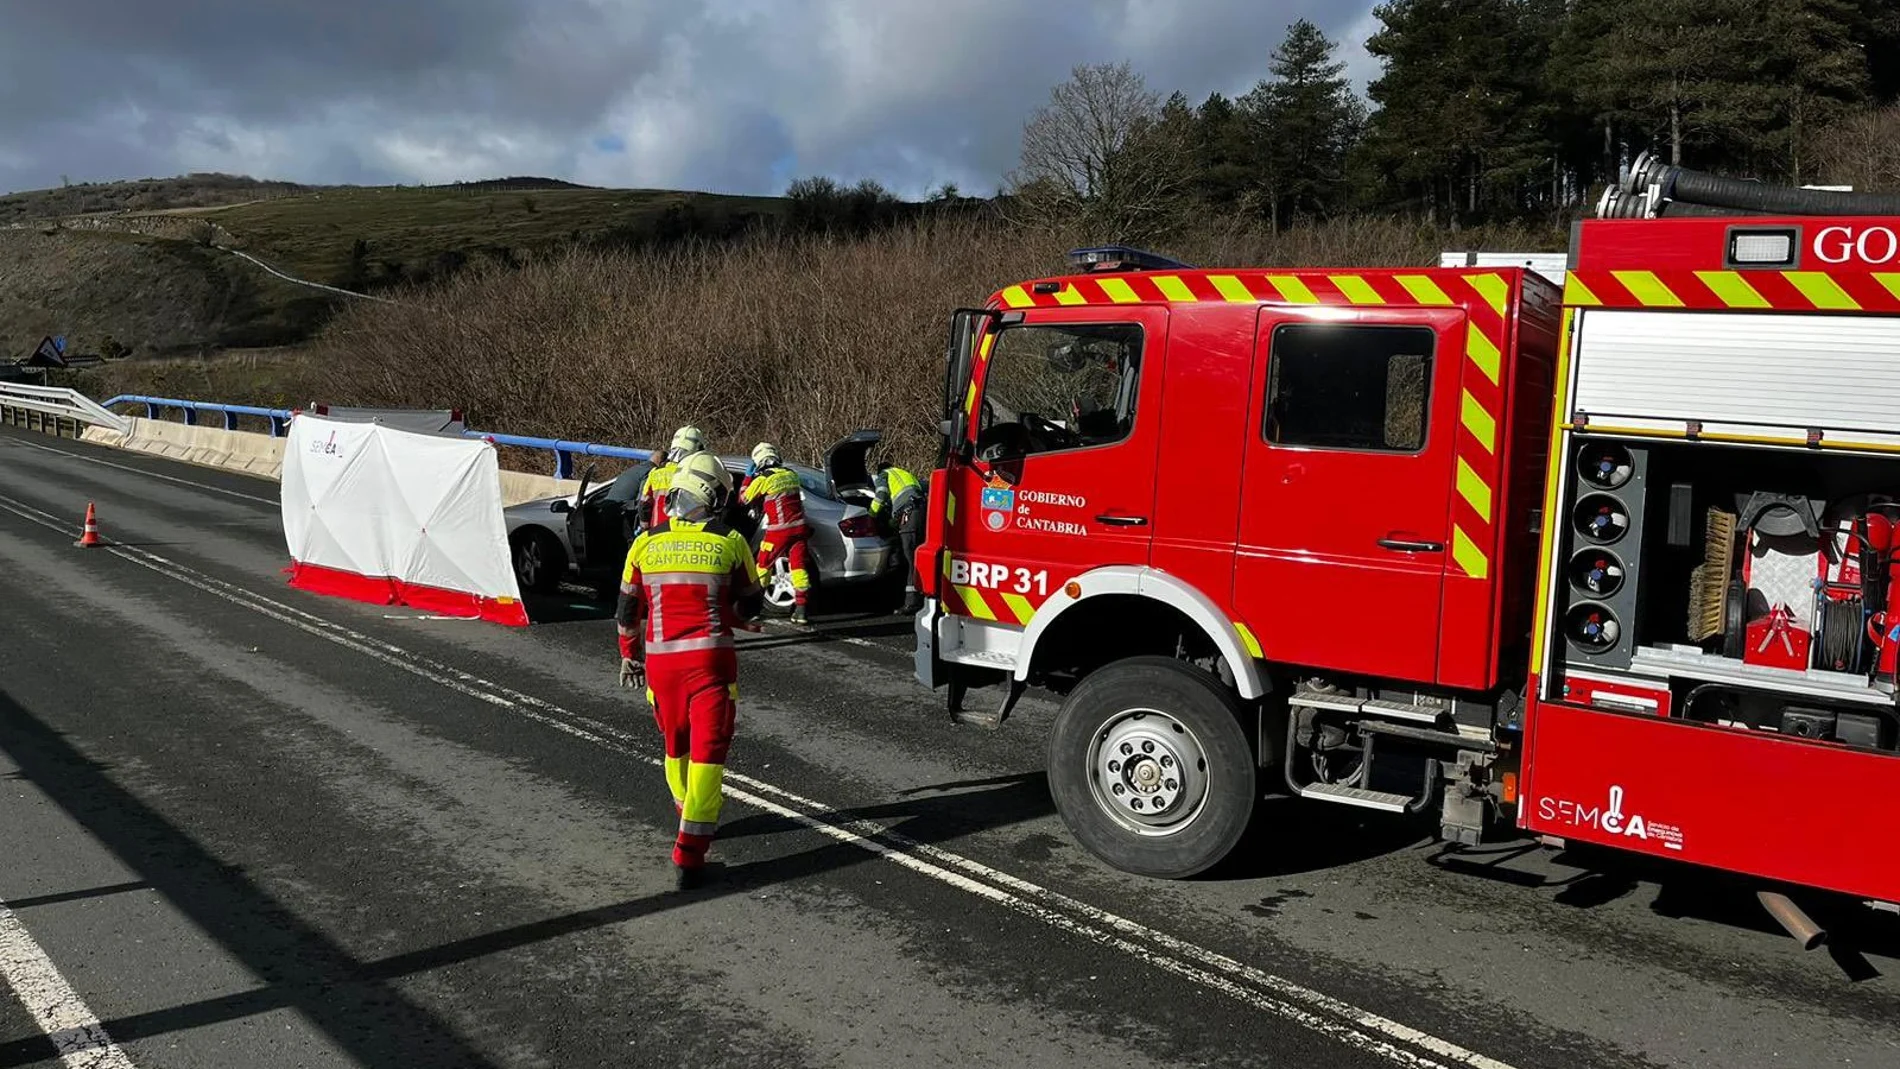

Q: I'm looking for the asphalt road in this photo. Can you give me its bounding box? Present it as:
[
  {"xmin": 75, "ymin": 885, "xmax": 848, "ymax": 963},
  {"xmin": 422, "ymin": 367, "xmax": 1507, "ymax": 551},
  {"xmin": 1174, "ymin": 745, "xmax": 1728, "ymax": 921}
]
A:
[{"xmin": 1, "ymin": 423, "xmax": 1896, "ymax": 1069}]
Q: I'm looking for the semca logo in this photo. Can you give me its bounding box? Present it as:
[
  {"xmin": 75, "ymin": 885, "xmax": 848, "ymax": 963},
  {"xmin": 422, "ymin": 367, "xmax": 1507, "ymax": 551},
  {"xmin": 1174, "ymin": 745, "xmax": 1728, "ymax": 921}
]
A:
[
  {"xmin": 1536, "ymin": 784, "xmax": 1685, "ymax": 852},
  {"xmin": 308, "ymin": 430, "xmax": 344, "ymax": 457}
]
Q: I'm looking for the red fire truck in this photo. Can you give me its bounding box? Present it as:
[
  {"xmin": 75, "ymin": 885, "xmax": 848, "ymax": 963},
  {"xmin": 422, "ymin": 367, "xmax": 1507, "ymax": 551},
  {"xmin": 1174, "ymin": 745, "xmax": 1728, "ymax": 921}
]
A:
[{"xmin": 913, "ymin": 207, "xmax": 1900, "ymax": 928}]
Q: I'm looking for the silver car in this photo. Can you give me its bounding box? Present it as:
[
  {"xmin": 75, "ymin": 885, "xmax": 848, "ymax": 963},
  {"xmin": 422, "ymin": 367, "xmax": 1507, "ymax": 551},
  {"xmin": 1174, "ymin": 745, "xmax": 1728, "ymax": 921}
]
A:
[{"xmin": 503, "ymin": 430, "xmax": 896, "ymax": 611}]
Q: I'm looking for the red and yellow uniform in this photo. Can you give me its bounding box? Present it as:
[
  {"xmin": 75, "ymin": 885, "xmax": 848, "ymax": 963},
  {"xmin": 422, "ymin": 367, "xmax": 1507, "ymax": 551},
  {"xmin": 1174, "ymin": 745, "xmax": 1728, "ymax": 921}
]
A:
[
  {"xmin": 740, "ymin": 464, "xmax": 811, "ymax": 607},
  {"xmin": 637, "ymin": 461, "xmax": 678, "ymax": 531},
  {"xmin": 616, "ymin": 516, "xmax": 762, "ymax": 870}
]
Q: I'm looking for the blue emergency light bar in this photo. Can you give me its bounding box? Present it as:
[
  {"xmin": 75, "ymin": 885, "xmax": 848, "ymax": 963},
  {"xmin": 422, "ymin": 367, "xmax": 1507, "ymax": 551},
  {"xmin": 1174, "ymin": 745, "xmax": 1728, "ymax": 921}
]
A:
[{"xmin": 1066, "ymin": 245, "xmax": 1194, "ymax": 273}]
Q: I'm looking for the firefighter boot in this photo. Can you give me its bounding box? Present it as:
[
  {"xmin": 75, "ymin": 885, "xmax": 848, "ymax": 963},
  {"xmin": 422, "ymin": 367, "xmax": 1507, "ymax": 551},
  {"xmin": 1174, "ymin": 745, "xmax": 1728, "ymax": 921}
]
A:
[
  {"xmin": 791, "ymin": 604, "xmax": 810, "ymax": 626},
  {"xmin": 674, "ymin": 863, "xmax": 706, "ymax": 892}
]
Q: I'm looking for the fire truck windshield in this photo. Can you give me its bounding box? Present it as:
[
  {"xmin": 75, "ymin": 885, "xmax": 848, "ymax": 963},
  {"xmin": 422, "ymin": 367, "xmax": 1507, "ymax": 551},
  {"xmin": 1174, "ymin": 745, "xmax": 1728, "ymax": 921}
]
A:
[{"xmin": 975, "ymin": 322, "xmax": 1142, "ymax": 461}]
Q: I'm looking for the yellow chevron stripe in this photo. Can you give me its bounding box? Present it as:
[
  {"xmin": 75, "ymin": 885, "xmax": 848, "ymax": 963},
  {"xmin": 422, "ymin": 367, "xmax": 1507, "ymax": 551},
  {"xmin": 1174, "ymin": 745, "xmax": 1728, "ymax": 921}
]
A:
[
  {"xmin": 1694, "ymin": 270, "xmax": 1770, "ymax": 308},
  {"xmin": 955, "ymin": 583, "xmax": 995, "ymax": 620},
  {"xmin": 1265, "ymin": 275, "xmax": 1319, "ymax": 304},
  {"xmin": 963, "ymin": 379, "xmax": 977, "ymax": 418},
  {"xmin": 945, "ymin": 492, "xmax": 957, "ymax": 525},
  {"xmin": 1000, "ymin": 285, "xmax": 1034, "ymax": 309},
  {"xmin": 978, "ymin": 332, "xmax": 995, "ymax": 360},
  {"xmin": 1331, "ymin": 274, "xmax": 1384, "ymax": 305},
  {"xmin": 1451, "ymin": 526, "xmax": 1488, "ymax": 580},
  {"xmin": 1786, "ymin": 271, "xmax": 1860, "ymax": 310},
  {"xmin": 1564, "ymin": 275, "xmax": 1602, "ymax": 306},
  {"xmin": 1395, "ymin": 274, "xmax": 1454, "ymax": 306},
  {"xmin": 942, "ymin": 550, "xmax": 954, "ymax": 579},
  {"xmin": 1455, "ymin": 457, "xmax": 1493, "ymax": 521},
  {"xmin": 1876, "ymin": 274, "xmax": 1900, "ymax": 303},
  {"xmin": 1152, "ymin": 275, "xmax": 1196, "ymax": 302},
  {"xmin": 1233, "ymin": 621, "xmax": 1263, "ymax": 660},
  {"xmin": 1098, "ymin": 277, "xmax": 1140, "ymax": 304},
  {"xmin": 1611, "ymin": 271, "xmax": 1683, "ymax": 307},
  {"xmin": 1461, "ymin": 390, "xmax": 1497, "ymax": 453},
  {"xmin": 1466, "ymin": 323, "xmax": 1501, "ymax": 385},
  {"xmin": 1210, "ymin": 274, "xmax": 1254, "ymax": 302},
  {"xmin": 999, "ymin": 592, "xmax": 1036, "ymax": 625},
  {"xmin": 1466, "ymin": 273, "xmax": 1509, "ymax": 317},
  {"xmin": 1052, "ymin": 283, "xmax": 1086, "ymax": 306}
]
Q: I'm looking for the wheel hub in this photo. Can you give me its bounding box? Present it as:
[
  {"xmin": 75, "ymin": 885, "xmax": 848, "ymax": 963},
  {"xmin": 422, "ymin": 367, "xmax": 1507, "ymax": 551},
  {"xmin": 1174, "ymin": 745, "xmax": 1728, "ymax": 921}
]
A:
[{"xmin": 1089, "ymin": 711, "xmax": 1207, "ymax": 834}]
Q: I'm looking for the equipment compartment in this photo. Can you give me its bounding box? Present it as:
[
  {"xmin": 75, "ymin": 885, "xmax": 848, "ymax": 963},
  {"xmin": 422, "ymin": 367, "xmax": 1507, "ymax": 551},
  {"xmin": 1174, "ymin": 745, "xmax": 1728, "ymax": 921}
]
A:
[{"xmin": 1553, "ymin": 436, "xmax": 1900, "ymax": 754}]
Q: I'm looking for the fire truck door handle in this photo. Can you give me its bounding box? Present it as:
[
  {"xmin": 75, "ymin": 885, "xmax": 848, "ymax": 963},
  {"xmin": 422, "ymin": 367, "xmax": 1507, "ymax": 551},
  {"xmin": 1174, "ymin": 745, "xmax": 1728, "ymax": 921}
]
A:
[
  {"xmin": 1377, "ymin": 538, "xmax": 1444, "ymax": 553},
  {"xmin": 1095, "ymin": 514, "xmax": 1148, "ymax": 527}
]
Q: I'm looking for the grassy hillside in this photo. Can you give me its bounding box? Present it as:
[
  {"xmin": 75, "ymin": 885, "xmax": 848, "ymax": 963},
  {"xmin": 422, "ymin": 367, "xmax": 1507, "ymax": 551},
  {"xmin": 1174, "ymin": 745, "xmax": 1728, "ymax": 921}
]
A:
[
  {"xmin": 0, "ymin": 176, "xmax": 791, "ymax": 361},
  {"xmin": 207, "ymin": 185, "xmax": 786, "ymax": 289}
]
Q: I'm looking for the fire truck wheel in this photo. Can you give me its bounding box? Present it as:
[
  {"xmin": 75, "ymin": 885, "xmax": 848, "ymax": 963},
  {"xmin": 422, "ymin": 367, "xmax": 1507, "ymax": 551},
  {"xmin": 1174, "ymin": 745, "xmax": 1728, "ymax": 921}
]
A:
[{"xmin": 1048, "ymin": 656, "xmax": 1255, "ymax": 880}]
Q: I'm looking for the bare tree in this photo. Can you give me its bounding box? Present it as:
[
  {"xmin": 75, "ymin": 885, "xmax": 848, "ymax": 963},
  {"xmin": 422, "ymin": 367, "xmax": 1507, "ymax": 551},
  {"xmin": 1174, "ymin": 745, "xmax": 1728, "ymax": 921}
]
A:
[
  {"xmin": 1005, "ymin": 61, "xmax": 1191, "ymax": 245},
  {"xmin": 1814, "ymin": 106, "xmax": 1900, "ymax": 194}
]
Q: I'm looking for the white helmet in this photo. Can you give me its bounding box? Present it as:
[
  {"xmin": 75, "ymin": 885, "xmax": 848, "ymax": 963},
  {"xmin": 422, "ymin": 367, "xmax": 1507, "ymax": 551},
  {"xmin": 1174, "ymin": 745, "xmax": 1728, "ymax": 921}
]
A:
[
  {"xmin": 666, "ymin": 466, "xmax": 725, "ymax": 521},
  {"xmin": 678, "ymin": 451, "xmax": 732, "ymax": 500},
  {"xmin": 750, "ymin": 442, "xmax": 780, "ymax": 470},
  {"xmin": 668, "ymin": 425, "xmax": 707, "ymax": 463}
]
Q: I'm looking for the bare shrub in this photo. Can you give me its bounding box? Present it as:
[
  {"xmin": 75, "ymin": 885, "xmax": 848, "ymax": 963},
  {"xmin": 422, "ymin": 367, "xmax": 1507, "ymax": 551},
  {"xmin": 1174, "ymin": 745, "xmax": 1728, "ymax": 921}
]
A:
[
  {"xmin": 1814, "ymin": 106, "xmax": 1900, "ymax": 194},
  {"xmin": 303, "ymin": 215, "xmax": 1557, "ymax": 473}
]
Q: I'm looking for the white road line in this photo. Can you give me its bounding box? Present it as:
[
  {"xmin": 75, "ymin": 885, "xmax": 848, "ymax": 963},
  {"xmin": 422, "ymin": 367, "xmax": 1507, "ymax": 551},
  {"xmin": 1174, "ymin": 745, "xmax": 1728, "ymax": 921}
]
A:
[
  {"xmin": 0, "ymin": 904, "xmax": 137, "ymax": 1069},
  {"xmin": 0, "ymin": 491, "xmax": 1517, "ymax": 1069},
  {"xmin": 1, "ymin": 437, "xmax": 279, "ymax": 507}
]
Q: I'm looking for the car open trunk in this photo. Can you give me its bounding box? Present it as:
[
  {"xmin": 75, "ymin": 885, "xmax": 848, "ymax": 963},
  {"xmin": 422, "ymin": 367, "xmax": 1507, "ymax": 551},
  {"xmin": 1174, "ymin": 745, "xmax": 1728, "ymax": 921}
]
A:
[{"xmin": 826, "ymin": 430, "xmax": 880, "ymax": 507}]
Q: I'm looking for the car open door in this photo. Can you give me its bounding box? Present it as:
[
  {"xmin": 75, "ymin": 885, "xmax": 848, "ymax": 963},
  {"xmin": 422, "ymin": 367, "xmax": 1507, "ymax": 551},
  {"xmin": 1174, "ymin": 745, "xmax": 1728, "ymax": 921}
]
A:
[{"xmin": 564, "ymin": 466, "xmax": 595, "ymax": 570}]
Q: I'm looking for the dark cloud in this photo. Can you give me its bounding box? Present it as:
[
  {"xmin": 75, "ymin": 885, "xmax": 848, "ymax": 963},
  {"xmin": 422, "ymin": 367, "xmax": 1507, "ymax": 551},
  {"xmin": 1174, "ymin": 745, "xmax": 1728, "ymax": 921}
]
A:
[{"xmin": 0, "ymin": 1, "xmax": 1379, "ymax": 198}]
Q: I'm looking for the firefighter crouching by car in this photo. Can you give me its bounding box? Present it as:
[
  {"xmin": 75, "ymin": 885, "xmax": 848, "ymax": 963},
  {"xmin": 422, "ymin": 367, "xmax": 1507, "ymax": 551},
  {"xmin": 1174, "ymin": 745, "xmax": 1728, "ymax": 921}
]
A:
[
  {"xmin": 616, "ymin": 464, "xmax": 763, "ymax": 888},
  {"xmin": 872, "ymin": 462, "xmax": 925, "ymax": 615},
  {"xmin": 741, "ymin": 442, "xmax": 813, "ymax": 626},
  {"xmin": 638, "ymin": 425, "xmax": 709, "ymax": 531}
]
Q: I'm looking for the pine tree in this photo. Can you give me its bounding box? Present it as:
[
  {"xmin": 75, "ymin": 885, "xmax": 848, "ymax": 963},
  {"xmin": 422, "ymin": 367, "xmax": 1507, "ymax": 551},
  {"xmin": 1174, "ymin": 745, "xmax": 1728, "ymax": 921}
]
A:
[
  {"xmin": 1358, "ymin": 0, "xmax": 1544, "ymax": 223},
  {"xmin": 1241, "ymin": 19, "xmax": 1366, "ymax": 227},
  {"xmin": 1190, "ymin": 93, "xmax": 1259, "ymax": 212},
  {"xmin": 1753, "ymin": 0, "xmax": 1871, "ymax": 183}
]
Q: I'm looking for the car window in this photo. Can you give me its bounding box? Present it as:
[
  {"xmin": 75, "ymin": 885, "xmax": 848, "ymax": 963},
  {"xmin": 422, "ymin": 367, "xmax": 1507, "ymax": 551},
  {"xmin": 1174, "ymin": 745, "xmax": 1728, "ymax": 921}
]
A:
[
  {"xmin": 791, "ymin": 465, "xmax": 833, "ymax": 500},
  {"xmin": 602, "ymin": 463, "xmax": 651, "ymax": 503}
]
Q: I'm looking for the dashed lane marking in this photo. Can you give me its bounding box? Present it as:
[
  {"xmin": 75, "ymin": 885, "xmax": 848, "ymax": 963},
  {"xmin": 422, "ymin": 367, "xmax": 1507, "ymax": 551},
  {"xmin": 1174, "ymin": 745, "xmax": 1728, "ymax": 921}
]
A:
[{"xmin": 0, "ymin": 491, "xmax": 1517, "ymax": 1069}]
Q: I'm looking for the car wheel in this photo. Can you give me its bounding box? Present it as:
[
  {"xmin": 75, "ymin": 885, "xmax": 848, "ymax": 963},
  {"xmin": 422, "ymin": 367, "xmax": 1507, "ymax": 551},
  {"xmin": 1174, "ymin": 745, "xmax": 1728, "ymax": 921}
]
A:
[
  {"xmin": 511, "ymin": 530, "xmax": 564, "ymax": 595},
  {"xmin": 760, "ymin": 557, "xmax": 800, "ymax": 617},
  {"xmin": 1047, "ymin": 656, "xmax": 1255, "ymax": 880}
]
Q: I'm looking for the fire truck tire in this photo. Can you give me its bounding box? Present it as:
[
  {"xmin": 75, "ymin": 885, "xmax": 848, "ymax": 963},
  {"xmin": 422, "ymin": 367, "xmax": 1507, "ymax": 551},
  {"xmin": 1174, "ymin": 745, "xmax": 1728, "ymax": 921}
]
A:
[{"xmin": 1048, "ymin": 657, "xmax": 1255, "ymax": 880}]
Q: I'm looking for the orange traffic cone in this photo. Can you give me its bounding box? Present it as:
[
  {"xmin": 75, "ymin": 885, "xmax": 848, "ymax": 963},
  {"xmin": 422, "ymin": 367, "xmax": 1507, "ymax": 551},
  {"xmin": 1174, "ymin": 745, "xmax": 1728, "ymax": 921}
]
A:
[{"xmin": 75, "ymin": 502, "xmax": 101, "ymax": 548}]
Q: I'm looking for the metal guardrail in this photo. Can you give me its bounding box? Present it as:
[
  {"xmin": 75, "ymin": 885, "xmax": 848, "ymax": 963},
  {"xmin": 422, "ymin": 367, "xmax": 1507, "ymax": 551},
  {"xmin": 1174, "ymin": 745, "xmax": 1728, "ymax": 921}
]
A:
[
  {"xmin": 100, "ymin": 394, "xmax": 654, "ymax": 478},
  {"xmin": 0, "ymin": 383, "xmax": 131, "ymax": 436}
]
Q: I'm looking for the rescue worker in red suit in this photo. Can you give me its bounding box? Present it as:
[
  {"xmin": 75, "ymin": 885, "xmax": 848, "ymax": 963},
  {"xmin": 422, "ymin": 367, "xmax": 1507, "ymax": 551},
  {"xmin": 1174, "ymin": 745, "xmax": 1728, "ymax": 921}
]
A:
[
  {"xmin": 616, "ymin": 465, "xmax": 763, "ymax": 888},
  {"xmin": 637, "ymin": 425, "xmax": 709, "ymax": 532},
  {"xmin": 740, "ymin": 442, "xmax": 813, "ymax": 626}
]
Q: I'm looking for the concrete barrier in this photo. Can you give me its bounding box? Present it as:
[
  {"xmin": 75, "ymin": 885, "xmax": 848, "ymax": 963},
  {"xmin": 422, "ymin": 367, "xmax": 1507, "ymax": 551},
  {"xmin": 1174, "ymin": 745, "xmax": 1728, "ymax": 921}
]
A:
[{"xmin": 80, "ymin": 417, "xmax": 580, "ymax": 505}]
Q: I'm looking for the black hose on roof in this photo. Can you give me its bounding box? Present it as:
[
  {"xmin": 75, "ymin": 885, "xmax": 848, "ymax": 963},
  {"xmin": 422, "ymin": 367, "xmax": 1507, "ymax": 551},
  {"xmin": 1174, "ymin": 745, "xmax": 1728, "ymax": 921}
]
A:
[{"xmin": 1621, "ymin": 151, "xmax": 1900, "ymax": 217}]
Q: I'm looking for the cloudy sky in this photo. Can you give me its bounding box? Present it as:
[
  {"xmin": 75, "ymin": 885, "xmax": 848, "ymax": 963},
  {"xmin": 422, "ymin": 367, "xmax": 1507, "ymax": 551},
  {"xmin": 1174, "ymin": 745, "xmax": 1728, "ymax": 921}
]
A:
[{"xmin": 0, "ymin": 1, "xmax": 1384, "ymax": 199}]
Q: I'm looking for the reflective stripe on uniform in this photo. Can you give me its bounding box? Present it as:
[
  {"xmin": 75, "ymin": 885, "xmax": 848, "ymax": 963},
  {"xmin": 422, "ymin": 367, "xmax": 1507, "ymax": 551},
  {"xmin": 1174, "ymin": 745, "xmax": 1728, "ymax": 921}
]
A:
[
  {"xmin": 762, "ymin": 520, "xmax": 806, "ymax": 531},
  {"xmin": 642, "ymin": 570, "xmax": 727, "ymax": 587},
  {"xmin": 647, "ymin": 635, "xmax": 735, "ymax": 655},
  {"xmin": 679, "ymin": 819, "xmax": 718, "ymax": 837}
]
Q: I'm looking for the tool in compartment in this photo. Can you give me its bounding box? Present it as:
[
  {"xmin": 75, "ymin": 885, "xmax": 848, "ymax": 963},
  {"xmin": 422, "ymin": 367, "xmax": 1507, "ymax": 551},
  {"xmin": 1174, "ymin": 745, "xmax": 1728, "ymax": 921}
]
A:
[
  {"xmin": 1686, "ymin": 507, "xmax": 1737, "ymax": 646},
  {"xmin": 1735, "ymin": 493, "xmax": 1822, "ymax": 673}
]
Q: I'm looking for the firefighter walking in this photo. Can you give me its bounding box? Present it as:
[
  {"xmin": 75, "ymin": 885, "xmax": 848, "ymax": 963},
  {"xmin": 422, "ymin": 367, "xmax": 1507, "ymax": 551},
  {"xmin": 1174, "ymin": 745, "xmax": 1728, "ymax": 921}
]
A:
[
  {"xmin": 741, "ymin": 442, "xmax": 813, "ymax": 625},
  {"xmin": 616, "ymin": 465, "xmax": 763, "ymax": 888},
  {"xmin": 638, "ymin": 425, "xmax": 709, "ymax": 531},
  {"xmin": 873, "ymin": 462, "xmax": 925, "ymax": 615}
]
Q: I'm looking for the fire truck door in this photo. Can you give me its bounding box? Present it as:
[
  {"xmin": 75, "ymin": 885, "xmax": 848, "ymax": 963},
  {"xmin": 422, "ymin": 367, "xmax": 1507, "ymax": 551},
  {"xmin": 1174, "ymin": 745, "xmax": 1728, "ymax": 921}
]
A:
[
  {"xmin": 940, "ymin": 306, "xmax": 1167, "ymax": 627},
  {"xmin": 1234, "ymin": 308, "xmax": 1467, "ymax": 685}
]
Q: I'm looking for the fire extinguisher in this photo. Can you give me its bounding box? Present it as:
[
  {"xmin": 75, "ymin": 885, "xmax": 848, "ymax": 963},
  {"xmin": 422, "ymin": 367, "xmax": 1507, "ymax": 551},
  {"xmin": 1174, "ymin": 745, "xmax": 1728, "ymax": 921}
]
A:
[{"xmin": 1858, "ymin": 503, "xmax": 1900, "ymax": 684}]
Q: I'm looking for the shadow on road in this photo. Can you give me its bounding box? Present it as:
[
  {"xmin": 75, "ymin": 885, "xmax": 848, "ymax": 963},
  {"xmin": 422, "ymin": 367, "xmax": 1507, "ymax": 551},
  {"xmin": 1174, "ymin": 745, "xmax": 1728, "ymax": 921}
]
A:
[
  {"xmin": 1206, "ymin": 797, "xmax": 1432, "ymax": 882},
  {"xmin": 0, "ymin": 689, "xmax": 1059, "ymax": 1067},
  {"xmin": 1431, "ymin": 838, "xmax": 1900, "ymax": 979},
  {"xmin": 0, "ymin": 686, "xmax": 505, "ymax": 1069}
]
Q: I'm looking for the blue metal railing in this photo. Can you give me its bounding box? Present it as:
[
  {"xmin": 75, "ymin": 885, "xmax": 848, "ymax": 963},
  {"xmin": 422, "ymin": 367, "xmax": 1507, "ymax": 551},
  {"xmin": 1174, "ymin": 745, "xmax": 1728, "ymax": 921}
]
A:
[{"xmin": 101, "ymin": 395, "xmax": 654, "ymax": 478}]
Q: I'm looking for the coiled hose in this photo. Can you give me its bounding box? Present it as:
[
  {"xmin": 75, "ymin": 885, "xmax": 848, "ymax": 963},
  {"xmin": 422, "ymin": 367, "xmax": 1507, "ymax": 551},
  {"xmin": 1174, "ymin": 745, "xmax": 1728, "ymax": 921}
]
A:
[{"xmin": 1601, "ymin": 151, "xmax": 1900, "ymax": 218}]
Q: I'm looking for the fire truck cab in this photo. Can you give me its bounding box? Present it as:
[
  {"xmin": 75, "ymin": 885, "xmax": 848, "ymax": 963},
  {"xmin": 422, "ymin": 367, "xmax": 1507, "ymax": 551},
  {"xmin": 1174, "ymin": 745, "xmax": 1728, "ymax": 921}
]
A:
[{"xmin": 915, "ymin": 228, "xmax": 1900, "ymax": 905}]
